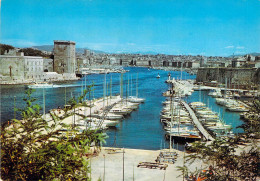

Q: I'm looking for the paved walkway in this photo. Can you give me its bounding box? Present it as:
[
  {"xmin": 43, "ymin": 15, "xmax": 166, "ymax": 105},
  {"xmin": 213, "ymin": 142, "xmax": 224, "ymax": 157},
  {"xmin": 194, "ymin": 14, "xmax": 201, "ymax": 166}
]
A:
[
  {"xmin": 181, "ymin": 101, "xmax": 215, "ymax": 141},
  {"xmin": 90, "ymin": 147, "xmax": 203, "ymax": 181}
]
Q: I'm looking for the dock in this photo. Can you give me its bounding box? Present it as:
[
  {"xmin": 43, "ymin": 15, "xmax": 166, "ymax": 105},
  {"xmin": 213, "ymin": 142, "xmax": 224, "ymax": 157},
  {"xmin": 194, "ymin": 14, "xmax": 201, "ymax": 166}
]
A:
[{"xmin": 181, "ymin": 101, "xmax": 215, "ymax": 141}]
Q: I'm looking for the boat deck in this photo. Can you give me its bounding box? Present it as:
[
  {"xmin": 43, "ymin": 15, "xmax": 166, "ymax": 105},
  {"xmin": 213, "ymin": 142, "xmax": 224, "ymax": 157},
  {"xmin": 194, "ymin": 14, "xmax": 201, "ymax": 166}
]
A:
[{"xmin": 181, "ymin": 101, "xmax": 215, "ymax": 141}]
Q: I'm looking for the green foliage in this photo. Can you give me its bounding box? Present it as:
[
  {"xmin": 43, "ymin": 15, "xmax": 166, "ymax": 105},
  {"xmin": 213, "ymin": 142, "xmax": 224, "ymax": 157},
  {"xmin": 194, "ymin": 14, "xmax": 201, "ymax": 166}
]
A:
[
  {"xmin": 18, "ymin": 48, "xmax": 52, "ymax": 58},
  {"xmin": 66, "ymin": 84, "xmax": 94, "ymax": 110},
  {"xmin": 237, "ymin": 100, "xmax": 260, "ymax": 138},
  {"xmin": 1, "ymin": 88, "xmax": 106, "ymax": 180},
  {"xmin": 183, "ymin": 99, "xmax": 260, "ymax": 180},
  {"xmin": 185, "ymin": 137, "xmax": 259, "ymax": 180},
  {"xmin": 0, "ymin": 43, "xmax": 15, "ymax": 55}
]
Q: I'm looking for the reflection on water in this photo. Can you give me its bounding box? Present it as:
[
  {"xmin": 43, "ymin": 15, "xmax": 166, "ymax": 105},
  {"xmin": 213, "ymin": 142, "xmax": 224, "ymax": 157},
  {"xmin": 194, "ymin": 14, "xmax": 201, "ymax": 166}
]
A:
[{"xmin": 0, "ymin": 67, "xmax": 244, "ymax": 150}]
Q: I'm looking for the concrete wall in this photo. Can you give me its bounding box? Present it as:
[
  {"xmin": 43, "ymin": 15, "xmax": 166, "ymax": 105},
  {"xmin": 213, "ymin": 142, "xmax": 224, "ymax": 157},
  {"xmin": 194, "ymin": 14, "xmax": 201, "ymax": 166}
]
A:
[
  {"xmin": 54, "ymin": 40, "xmax": 76, "ymax": 74},
  {"xmin": 196, "ymin": 67, "xmax": 259, "ymax": 87},
  {"xmin": 43, "ymin": 58, "xmax": 54, "ymax": 72},
  {"xmin": 0, "ymin": 55, "xmax": 46, "ymax": 82},
  {"xmin": 0, "ymin": 55, "xmax": 25, "ymax": 81}
]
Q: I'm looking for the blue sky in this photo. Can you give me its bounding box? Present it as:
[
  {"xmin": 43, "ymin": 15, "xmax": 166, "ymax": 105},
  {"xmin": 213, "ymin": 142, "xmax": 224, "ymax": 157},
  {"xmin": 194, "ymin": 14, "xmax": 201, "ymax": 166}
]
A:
[{"xmin": 1, "ymin": 0, "xmax": 260, "ymax": 56}]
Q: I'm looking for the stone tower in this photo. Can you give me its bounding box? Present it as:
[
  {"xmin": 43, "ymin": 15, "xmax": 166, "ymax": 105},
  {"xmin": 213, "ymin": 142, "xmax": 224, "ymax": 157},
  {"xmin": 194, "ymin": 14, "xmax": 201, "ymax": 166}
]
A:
[{"xmin": 53, "ymin": 40, "xmax": 76, "ymax": 74}]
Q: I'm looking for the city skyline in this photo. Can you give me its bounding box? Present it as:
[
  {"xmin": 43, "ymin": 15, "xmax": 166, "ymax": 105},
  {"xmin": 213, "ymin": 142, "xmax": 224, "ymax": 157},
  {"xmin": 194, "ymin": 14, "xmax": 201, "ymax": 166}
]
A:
[{"xmin": 1, "ymin": 0, "xmax": 260, "ymax": 56}]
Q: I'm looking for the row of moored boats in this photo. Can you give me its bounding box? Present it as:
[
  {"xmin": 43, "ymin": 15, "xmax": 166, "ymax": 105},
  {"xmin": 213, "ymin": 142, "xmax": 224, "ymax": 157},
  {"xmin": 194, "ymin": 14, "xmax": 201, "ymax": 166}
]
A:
[
  {"xmin": 160, "ymin": 98, "xmax": 202, "ymax": 142},
  {"xmin": 189, "ymin": 102, "xmax": 234, "ymax": 138},
  {"xmin": 208, "ymin": 89, "xmax": 249, "ymax": 112}
]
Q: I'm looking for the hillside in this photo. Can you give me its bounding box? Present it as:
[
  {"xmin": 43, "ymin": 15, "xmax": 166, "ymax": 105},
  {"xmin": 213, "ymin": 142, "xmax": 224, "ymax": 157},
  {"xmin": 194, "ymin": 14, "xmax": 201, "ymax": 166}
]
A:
[{"xmin": 32, "ymin": 45, "xmax": 107, "ymax": 54}]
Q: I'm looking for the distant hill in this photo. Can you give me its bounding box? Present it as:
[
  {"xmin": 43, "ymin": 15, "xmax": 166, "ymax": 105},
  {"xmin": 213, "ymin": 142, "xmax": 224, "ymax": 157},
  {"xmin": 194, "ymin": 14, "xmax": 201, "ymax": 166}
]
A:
[
  {"xmin": 129, "ymin": 51, "xmax": 159, "ymax": 55},
  {"xmin": 32, "ymin": 45, "xmax": 53, "ymax": 52},
  {"xmin": 75, "ymin": 47, "xmax": 106, "ymax": 54},
  {"xmin": 31, "ymin": 45, "xmax": 106, "ymax": 54},
  {"xmin": 229, "ymin": 52, "xmax": 260, "ymax": 57},
  {"xmin": 250, "ymin": 52, "xmax": 260, "ymax": 56}
]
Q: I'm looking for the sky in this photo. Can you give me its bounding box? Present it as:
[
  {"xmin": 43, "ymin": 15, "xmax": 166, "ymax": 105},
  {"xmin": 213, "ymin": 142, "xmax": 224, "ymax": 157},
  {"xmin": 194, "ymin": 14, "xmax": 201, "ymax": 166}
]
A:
[{"xmin": 1, "ymin": 0, "xmax": 260, "ymax": 56}]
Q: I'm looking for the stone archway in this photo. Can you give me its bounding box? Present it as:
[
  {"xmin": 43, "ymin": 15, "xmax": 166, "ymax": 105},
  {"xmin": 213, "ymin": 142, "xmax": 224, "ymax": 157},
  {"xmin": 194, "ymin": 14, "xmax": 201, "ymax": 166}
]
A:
[{"xmin": 163, "ymin": 61, "xmax": 168, "ymax": 67}]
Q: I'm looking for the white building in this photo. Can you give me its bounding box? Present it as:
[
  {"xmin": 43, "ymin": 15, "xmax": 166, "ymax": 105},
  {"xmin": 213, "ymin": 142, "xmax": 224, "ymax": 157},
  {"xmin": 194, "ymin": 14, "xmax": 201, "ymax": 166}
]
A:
[{"xmin": 24, "ymin": 56, "xmax": 44, "ymax": 80}]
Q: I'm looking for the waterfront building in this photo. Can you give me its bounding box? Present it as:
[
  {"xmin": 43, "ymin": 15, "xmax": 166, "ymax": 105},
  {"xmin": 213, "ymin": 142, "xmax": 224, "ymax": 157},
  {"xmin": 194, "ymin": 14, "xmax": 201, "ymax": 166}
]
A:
[
  {"xmin": 53, "ymin": 40, "xmax": 76, "ymax": 74},
  {"xmin": 0, "ymin": 53, "xmax": 45, "ymax": 83},
  {"xmin": 43, "ymin": 58, "xmax": 54, "ymax": 72},
  {"xmin": 232, "ymin": 58, "xmax": 247, "ymax": 68},
  {"xmin": 196, "ymin": 67, "xmax": 260, "ymax": 89},
  {"xmin": 24, "ymin": 56, "xmax": 44, "ymax": 80}
]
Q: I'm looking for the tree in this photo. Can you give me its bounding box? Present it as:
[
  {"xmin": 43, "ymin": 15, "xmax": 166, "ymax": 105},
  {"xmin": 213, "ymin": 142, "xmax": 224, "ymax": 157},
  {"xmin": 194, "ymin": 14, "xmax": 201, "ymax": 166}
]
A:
[
  {"xmin": 0, "ymin": 44, "xmax": 15, "ymax": 55},
  {"xmin": 182, "ymin": 99, "xmax": 260, "ymax": 180},
  {"xmin": 18, "ymin": 48, "xmax": 53, "ymax": 58},
  {"xmin": 1, "ymin": 88, "xmax": 106, "ymax": 180},
  {"xmin": 237, "ymin": 100, "xmax": 260, "ymax": 139}
]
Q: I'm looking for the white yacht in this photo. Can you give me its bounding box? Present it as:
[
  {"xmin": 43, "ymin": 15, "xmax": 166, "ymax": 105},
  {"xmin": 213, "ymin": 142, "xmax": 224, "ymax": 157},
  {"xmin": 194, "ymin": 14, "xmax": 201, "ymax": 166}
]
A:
[
  {"xmin": 208, "ymin": 88, "xmax": 222, "ymax": 98},
  {"xmin": 28, "ymin": 82, "xmax": 54, "ymax": 88},
  {"xmin": 128, "ymin": 96, "xmax": 145, "ymax": 103}
]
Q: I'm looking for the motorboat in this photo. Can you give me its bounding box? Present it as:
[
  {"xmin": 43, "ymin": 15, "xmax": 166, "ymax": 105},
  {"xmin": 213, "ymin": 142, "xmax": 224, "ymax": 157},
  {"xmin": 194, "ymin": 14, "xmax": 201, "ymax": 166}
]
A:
[
  {"xmin": 85, "ymin": 117, "xmax": 120, "ymax": 127},
  {"xmin": 157, "ymin": 73, "xmax": 160, "ymax": 78},
  {"xmin": 226, "ymin": 105, "xmax": 249, "ymax": 112},
  {"xmin": 110, "ymin": 107, "xmax": 132, "ymax": 115},
  {"xmin": 27, "ymin": 82, "xmax": 54, "ymax": 88},
  {"xmin": 105, "ymin": 113, "xmax": 124, "ymax": 120},
  {"xmin": 208, "ymin": 88, "xmax": 222, "ymax": 98},
  {"xmin": 165, "ymin": 126, "xmax": 201, "ymax": 142},
  {"xmin": 128, "ymin": 96, "xmax": 145, "ymax": 103}
]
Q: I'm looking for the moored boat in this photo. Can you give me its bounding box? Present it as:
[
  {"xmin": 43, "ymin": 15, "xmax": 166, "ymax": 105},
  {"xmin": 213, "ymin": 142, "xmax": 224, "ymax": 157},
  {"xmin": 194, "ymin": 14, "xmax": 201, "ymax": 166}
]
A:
[{"xmin": 27, "ymin": 82, "xmax": 53, "ymax": 88}]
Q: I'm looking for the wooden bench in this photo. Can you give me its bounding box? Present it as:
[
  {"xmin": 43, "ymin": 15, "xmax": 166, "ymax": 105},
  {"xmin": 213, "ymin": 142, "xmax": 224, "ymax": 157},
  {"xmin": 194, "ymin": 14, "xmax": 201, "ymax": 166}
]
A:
[
  {"xmin": 156, "ymin": 156, "xmax": 176, "ymax": 164},
  {"xmin": 159, "ymin": 151, "xmax": 178, "ymax": 158}
]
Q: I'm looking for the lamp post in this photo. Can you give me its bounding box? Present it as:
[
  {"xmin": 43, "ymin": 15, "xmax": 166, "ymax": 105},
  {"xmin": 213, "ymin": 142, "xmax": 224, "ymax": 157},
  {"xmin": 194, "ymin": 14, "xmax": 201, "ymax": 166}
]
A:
[
  {"xmin": 123, "ymin": 148, "xmax": 125, "ymax": 181},
  {"xmin": 103, "ymin": 154, "xmax": 106, "ymax": 181},
  {"xmin": 14, "ymin": 96, "xmax": 16, "ymax": 119},
  {"xmin": 43, "ymin": 88, "xmax": 46, "ymax": 119}
]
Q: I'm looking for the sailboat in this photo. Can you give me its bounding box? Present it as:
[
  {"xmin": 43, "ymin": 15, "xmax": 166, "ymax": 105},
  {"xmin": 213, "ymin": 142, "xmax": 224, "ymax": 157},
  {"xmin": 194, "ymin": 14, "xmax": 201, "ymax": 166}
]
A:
[
  {"xmin": 156, "ymin": 73, "xmax": 160, "ymax": 78},
  {"xmin": 128, "ymin": 73, "xmax": 145, "ymax": 103},
  {"xmin": 164, "ymin": 96, "xmax": 201, "ymax": 142}
]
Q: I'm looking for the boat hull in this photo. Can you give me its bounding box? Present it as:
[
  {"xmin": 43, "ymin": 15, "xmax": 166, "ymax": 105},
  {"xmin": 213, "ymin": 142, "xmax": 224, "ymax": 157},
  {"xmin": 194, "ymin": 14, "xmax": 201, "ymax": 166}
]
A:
[{"xmin": 165, "ymin": 133, "xmax": 202, "ymax": 142}]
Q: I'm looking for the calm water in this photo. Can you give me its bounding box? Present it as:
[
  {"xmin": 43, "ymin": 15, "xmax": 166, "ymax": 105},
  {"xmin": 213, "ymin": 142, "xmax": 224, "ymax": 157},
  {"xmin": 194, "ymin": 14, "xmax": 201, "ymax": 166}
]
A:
[{"xmin": 0, "ymin": 67, "xmax": 244, "ymax": 150}]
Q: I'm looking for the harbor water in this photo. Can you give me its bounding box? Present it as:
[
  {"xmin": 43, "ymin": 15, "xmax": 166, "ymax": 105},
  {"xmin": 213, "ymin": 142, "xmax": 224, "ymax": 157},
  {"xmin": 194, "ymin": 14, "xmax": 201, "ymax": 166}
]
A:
[{"xmin": 0, "ymin": 67, "xmax": 244, "ymax": 150}]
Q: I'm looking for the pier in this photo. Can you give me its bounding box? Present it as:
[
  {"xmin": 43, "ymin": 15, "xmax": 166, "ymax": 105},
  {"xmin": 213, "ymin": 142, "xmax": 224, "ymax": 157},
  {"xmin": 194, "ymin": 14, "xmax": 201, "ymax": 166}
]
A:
[{"xmin": 181, "ymin": 101, "xmax": 215, "ymax": 141}]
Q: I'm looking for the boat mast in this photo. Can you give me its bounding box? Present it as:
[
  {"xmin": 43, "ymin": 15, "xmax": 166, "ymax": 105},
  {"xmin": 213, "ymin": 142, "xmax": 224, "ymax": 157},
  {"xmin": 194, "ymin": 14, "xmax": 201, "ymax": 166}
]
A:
[
  {"xmin": 170, "ymin": 83, "xmax": 174, "ymax": 151},
  {"xmin": 93, "ymin": 82, "xmax": 95, "ymax": 100},
  {"xmin": 128, "ymin": 74, "xmax": 130, "ymax": 99},
  {"xmin": 85, "ymin": 74, "xmax": 87, "ymax": 91},
  {"xmin": 178, "ymin": 91, "xmax": 180, "ymax": 136},
  {"xmin": 43, "ymin": 88, "xmax": 45, "ymax": 119},
  {"xmin": 136, "ymin": 73, "xmax": 138, "ymax": 98},
  {"xmin": 170, "ymin": 93, "xmax": 173, "ymax": 151},
  {"xmin": 81, "ymin": 76, "xmax": 83, "ymax": 95},
  {"xmin": 103, "ymin": 73, "xmax": 106, "ymax": 114},
  {"xmin": 110, "ymin": 74, "xmax": 112, "ymax": 99},
  {"xmin": 131, "ymin": 74, "xmax": 133, "ymax": 97},
  {"xmin": 107, "ymin": 82, "xmax": 109, "ymax": 106},
  {"xmin": 120, "ymin": 73, "xmax": 123, "ymax": 99},
  {"xmin": 181, "ymin": 62, "xmax": 183, "ymax": 80}
]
